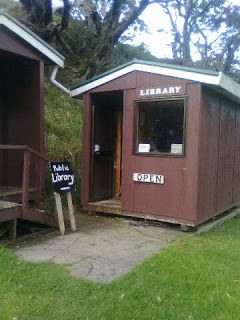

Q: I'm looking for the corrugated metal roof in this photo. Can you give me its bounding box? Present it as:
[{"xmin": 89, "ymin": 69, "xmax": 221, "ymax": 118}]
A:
[
  {"xmin": 71, "ymin": 59, "xmax": 218, "ymax": 91},
  {"xmin": 0, "ymin": 10, "xmax": 65, "ymax": 67},
  {"xmin": 70, "ymin": 59, "xmax": 240, "ymax": 103}
]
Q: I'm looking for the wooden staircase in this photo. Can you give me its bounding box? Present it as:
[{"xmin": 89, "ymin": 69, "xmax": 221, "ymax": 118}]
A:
[
  {"xmin": 0, "ymin": 200, "xmax": 57, "ymax": 240},
  {"xmin": 0, "ymin": 201, "xmax": 21, "ymax": 240},
  {"xmin": 0, "ymin": 145, "xmax": 58, "ymax": 241}
]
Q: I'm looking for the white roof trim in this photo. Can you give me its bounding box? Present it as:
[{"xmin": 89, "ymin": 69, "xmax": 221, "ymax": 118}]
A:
[
  {"xmin": 217, "ymin": 72, "xmax": 240, "ymax": 99},
  {"xmin": 70, "ymin": 63, "xmax": 220, "ymax": 97},
  {"xmin": 134, "ymin": 63, "xmax": 220, "ymax": 85},
  {"xmin": 71, "ymin": 64, "xmax": 137, "ymax": 97},
  {"xmin": 0, "ymin": 13, "xmax": 64, "ymax": 67},
  {"xmin": 70, "ymin": 62, "xmax": 240, "ymax": 102}
]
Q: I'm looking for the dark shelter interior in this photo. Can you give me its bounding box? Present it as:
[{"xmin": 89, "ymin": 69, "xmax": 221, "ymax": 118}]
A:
[{"xmin": 0, "ymin": 50, "xmax": 42, "ymax": 192}]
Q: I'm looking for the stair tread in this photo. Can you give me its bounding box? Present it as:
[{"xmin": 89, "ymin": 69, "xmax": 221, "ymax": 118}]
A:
[{"xmin": 0, "ymin": 201, "xmax": 21, "ymax": 212}]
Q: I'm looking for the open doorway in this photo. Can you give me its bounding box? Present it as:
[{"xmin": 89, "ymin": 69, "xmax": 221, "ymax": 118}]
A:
[
  {"xmin": 0, "ymin": 50, "xmax": 43, "ymax": 200},
  {"xmin": 0, "ymin": 85, "xmax": 3, "ymax": 186},
  {"xmin": 91, "ymin": 91, "xmax": 123, "ymax": 202}
]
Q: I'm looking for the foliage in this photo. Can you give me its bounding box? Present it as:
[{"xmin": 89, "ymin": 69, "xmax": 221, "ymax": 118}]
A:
[
  {"xmin": 158, "ymin": 0, "xmax": 240, "ymax": 74},
  {"xmin": 18, "ymin": 0, "xmax": 71, "ymax": 43},
  {"xmin": 66, "ymin": 0, "xmax": 152, "ymax": 79},
  {"xmin": 0, "ymin": 216, "xmax": 240, "ymax": 319},
  {"xmin": 5, "ymin": 0, "xmax": 171, "ymax": 82},
  {"xmin": 106, "ymin": 43, "xmax": 160, "ymax": 70},
  {"xmin": 34, "ymin": 79, "xmax": 83, "ymax": 212},
  {"xmin": 0, "ymin": 0, "xmax": 19, "ymax": 11},
  {"xmin": 1, "ymin": 0, "xmax": 240, "ymax": 81},
  {"xmin": 44, "ymin": 79, "xmax": 82, "ymax": 169},
  {"xmin": 2, "ymin": 0, "xmax": 239, "ymax": 82}
]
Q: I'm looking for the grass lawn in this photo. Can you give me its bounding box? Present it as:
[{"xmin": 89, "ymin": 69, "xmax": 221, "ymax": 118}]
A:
[{"xmin": 0, "ymin": 216, "xmax": 240, "ymax": 320}]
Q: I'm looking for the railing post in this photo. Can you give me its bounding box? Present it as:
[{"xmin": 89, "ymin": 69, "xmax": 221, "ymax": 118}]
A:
[{"xmin": 22, "ymin": 150, "xmax": 30, "ymax": 217}]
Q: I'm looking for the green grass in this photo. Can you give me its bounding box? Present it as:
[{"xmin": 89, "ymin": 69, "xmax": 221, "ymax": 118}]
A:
[{"xmin": 1, "ymin": 216, "xmax": 240, "ymax": 320}]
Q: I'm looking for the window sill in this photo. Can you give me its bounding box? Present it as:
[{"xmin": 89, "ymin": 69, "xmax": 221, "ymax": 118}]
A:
[{"xmin": 134, "ymin": 152, "xmax": 185, "ymax": 158}]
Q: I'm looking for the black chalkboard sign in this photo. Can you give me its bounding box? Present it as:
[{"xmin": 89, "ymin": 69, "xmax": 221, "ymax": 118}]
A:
[{"xmin": 50, "ymin": 161, "xmax": 75, "ymax": 194}]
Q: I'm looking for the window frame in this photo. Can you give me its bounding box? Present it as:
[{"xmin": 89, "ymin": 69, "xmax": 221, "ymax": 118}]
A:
[{"xmin": 134, "ymin": 96, "xmax": 188, "ymax": 158}]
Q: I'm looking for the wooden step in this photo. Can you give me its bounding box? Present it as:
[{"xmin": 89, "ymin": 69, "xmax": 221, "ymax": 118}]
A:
[
  {"xmin": 0, "ymin": 201, "xmax": 21, "ymax": 241},
  {"xmin": 0, "ymin": 201, "xmax": 58, "ymax": 241},
  {"xmin": 87, "ymin": 198, "xmax": 121, "ymax": 215},
  {"xmin": 0, "ymin": 186, "xmax": 43, "ymax": 202},
  {"xmin": 0, "ymin": 201, "xmax": 22, "ymax": 223}
]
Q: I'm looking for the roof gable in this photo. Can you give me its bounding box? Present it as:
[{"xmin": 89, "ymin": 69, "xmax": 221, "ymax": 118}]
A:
[
  {"xmin": 70, "ymin": 60, "xmax": 240, "ymax": 102},
  {"xmin": 0, "ymin": 11, "xmax": 64, "ymax": 67}
]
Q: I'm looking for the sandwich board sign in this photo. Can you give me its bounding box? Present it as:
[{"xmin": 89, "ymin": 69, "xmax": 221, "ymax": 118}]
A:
[
  {"xmin": 49, "ymin": 161, "xmax": 76, "ymax": 235},
  {"xmin": 50, "ymin": 161, "xmax": 75, "ymax": 194}
]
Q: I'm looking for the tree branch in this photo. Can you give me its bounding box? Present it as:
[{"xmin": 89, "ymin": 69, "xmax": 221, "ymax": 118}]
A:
[{"xmin": 61, "ymin": 0, "xmax": 71, "ymax": 31}]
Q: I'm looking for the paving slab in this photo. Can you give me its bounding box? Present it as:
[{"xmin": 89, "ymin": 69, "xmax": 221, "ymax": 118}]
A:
[{"xmin": 13, "ymin": 213, "xmax": 186, "ymax": 283}]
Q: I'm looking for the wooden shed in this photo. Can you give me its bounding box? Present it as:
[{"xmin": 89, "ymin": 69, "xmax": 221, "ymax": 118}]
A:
[
  {"xmin": 71, "ymin": 59, "xmax": 240, "ymax": 228},
  {"xmin": 0, "ymin": 11, "xmax": 65, "ymax": 231}
]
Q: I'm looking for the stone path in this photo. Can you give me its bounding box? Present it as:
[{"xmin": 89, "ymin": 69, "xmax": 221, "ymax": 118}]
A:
[{"xmin": 13, "ymin": 213, "xmax": 186, "ymax": 283}]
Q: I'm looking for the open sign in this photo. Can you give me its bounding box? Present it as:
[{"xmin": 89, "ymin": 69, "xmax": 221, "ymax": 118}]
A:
[{"xmin": 133, "ymin": 173, "xmax": 165, "ymax": 185}]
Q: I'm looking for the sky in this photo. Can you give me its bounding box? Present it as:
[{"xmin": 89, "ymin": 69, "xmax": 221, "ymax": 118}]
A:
[{"xmin": 125, "ymin": 3, "xmax": 172, "ymax": 58}]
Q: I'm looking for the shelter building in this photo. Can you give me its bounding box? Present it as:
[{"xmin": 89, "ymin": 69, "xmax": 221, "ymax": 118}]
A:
[
  {"xmin": 71, "ymin": 59, "xmax": 240, "ymax": 228},
  {"xmin": 0, "ymin": 11, "xmax": 65, "ymax": 233}
]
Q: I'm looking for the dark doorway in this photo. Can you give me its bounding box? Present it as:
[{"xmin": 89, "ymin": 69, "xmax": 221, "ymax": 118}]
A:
[
  {"xmin": 91, "ymin": 91, "xmax": 123, "ymax": 201},
  {"xmin": 0, "ymin": 86, "xmax": 3, "ymax": 185},
  {"xmin": 0, "ymin": 50, "xmax": 42, "ymax": 193}
]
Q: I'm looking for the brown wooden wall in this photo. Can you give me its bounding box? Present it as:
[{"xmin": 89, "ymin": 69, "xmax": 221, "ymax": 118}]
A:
[
  {"xmin": 81, "ymin": 70, "xmax": 240, "ymax": 225},
  {"xmin": 0, "ymin": 27, "xmax": 45, "ymax": 191},
  {"xmin": 82, "ymin": 71, "xmax": 203, "ymax": 225},
  {"xmin": 0, "ymin": 58, "xmax": 44, "ymax": 189},
  {"xmin": 0, "ymin": 84, "xmax": 3, "ymax": 185},
  {"xmin": 197, "ymin": 86, "xmax": 240, "ymax": 224},
  {"xmin": 121, "ymin": 74, "xmax": 201, "ymax": 225},
  {"xmin": 0, "ymin": 26, "xmax": 50, "ymax": 65},
  {"xmin": 81, "ymin": 93, "xmax": 92, "ymax": 205}
]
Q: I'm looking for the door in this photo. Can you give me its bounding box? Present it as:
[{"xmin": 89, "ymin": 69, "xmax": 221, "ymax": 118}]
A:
[
  {"xmin": 91, "ymin": 103, "xmax": 114, "ymax": 201},
  {"xmin": 113, "ymin": 110, "xmax": 122, "ymax": 197}
]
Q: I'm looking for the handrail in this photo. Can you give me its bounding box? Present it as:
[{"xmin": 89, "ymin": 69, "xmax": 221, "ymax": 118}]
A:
[
  {"xmin": 0, "ymin": 144, "xmax": 51, "ymax": 162},
  {"xmin": 0, "ymin": 144, "xmax": 52, "ymax": 216}
]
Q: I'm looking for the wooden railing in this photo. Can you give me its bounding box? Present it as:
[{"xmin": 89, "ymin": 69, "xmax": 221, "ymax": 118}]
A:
[{"xmin": 0, "ymin": 145, "xmax": 51, "ymax": 215}]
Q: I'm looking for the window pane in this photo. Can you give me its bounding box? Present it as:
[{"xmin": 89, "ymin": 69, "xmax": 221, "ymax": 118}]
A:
[{"xmin": 136, "ymin": 99, "xmax": 185, "ymax": 155}]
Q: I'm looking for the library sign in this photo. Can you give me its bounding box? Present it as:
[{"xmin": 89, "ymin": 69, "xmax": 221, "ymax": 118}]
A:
[
  {"xmin": 137, "ymin": 84, "xmax": 186, "ymax": 99},
  {"xmin": 50, "ymin": 161, "xmax": 75, "ymax": 194}
]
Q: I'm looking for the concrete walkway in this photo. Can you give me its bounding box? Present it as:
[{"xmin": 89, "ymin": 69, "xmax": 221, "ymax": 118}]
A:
[{"xmin": 13, "ymin": 213, "xmax": 186, "ymax": 283}]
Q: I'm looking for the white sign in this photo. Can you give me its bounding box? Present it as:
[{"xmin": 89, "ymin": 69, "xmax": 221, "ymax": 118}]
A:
[
  {"xmin": 133, "ymin": 173, "xmax": 165, "ymax": 184},
  {"xmin": 138, "ymin": 143, "xmax": 150, "ymax": 152},
  {"xmin": 171, "ymin": 144, "xmax": 183, "ymax": 154}
]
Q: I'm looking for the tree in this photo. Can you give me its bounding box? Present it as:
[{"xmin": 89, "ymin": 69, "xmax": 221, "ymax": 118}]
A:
[
  {"xmin": 207, "ymin": 4, "xmax": 240, "ymax": 73},
  {"xmin": 19, "ymin": 0, "xmax": 71, "ymax": 43},
  {"xmin": 0, "ymin": 0, "xmax": 22, "ymax": 14},
  {"xmin": 158, "ymin": 0, "xmax": 240, "ymax": 74},
  {"xmin": 68, "ymin": 0, "xmax": 155, "ymax": 79},
  {"xmin": 18, "ymin": 0, "xmax": 172, "ymax": 80}
]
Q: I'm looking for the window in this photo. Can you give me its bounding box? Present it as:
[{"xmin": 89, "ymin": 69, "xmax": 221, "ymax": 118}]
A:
[{"xmin": 135, "ymin": 98, "xmax": 186, "ymax": 156}]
